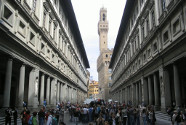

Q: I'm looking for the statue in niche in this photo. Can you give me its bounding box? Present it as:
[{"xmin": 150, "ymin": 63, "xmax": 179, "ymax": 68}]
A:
[{"xmin": 35, "ymin": 77, "xmax": 39, "ymax": 97}]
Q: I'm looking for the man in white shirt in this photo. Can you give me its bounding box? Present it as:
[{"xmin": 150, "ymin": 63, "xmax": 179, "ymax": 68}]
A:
[{"xmin": 46, "ymin": 111, "xmax": 53, "ymax": 125}]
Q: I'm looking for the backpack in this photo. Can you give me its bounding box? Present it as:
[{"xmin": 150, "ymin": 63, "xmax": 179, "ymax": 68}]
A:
[
  {"xmin": 28, "ymin": 116, "xmax": 33, "ymax": 125},
  {"xmin": 52, "ymin": 117, "xmax": 57, "ymax": 125}
]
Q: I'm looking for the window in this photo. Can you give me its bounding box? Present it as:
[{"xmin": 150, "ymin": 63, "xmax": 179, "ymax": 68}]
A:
[
  {"xmin": 153, "ymin": 42, "xmax": 158, "ymax": 52},
  {"xmin": 106, "ymin": 54, "xmax": 108, "ymax": 58},
  {"xmin": 146, "ymin": 17, "xmax": 149, "ymax": 35},
  {"xmin": 163, "ymin": 31, "xmax": 169, "ymax": 43},
  {"xmin": 109, "ymin": 69, "xmax": 112, "ymax": 73},
  {"xmin": 147, "ymin": 48, "xmax": 151, "ymax": 58},
  {"xmin": 173, "ymin": 18, "xmax": 180, "ymax": 35},
  {"xmin": 53, "ymin": 24, "xmax": 57, "ymax": 40},
  {"xmin": 52, "ymin": 53, "xmax": 55, "ymax": 62},
  {"xmin": 49, "ymin": 17, "xmax": 52, "ymax": 33},
  {"xmin": 41, "ymin": 42, "xmax": 45, "ymax": 54},
  {"xmin": 32, "ymin": 0, "xmax": 37, "ymax": 12},
  {"xmin": 138, "ymin": 59, "xmax": 141, "ymax": 67},
  {"xmin": 18, "ymin": 21, "xmax": 26, "ymax": 36},
  {"xmin": 141, "ymin": 25, "xmax": 145, "ymax": 42},
  {"xmin": 103, "ymin": 14, "xmax": 105, "ymax": 21},
  {"xmin": 162, "ymin": 0, "xmax": 166, "ymax": 11},
  {"xmin": 143, "ymin": 53, "xmax": 146, "ymax": 61},
  {"xmin": 151, "ymin": 10, "xmax": 155, "ymax": 27},
  {"xmin": 43, "ymin": 10, "xmax": 46, "ymax": 28},
  {"xmin": 29, "ymin": 32, "xmax": 35, "ymax": 46},
  {"xmin": 3, "ymin": 6, "xmax": 13, "ymax": 25}
]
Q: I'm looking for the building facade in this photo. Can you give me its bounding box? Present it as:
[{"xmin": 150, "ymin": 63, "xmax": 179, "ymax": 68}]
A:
[
  {"xmin": 109, "ymin": 0, "xmax": 186, "ymax": 111},
  {"xmin": 0, "ymin": 0, "xmax": 89, "ymax": 110},
  {"xmin": 88, "ymin": 80, "xmax": 99, "ymax": 99},
  {"xmin": 97, "ymin": 8, "xmax": 112, "ymax": 101}
]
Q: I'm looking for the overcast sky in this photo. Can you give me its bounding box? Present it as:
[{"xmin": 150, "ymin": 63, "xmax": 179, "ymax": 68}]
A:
[{"xmin": 71, "ymin": 0, "xmax": 126, "ymax": 81}]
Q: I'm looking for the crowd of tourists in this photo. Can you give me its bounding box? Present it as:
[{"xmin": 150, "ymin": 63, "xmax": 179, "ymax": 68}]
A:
[
  {"xmin": 4, "ymin": 102, "xmax": 66, "ymax": 125},
  {"xmin": 67, "ymin": 100, "xmax": 186, "ymax": 125},
  {"xmin": 4, "ymin": 100, "xmax": 186, "ymax": 125},
  {"xmin": 68, "ymin": 101, "xmax": 156, "ymax": 125}
]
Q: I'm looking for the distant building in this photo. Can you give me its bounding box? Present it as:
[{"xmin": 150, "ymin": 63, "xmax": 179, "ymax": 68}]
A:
[
  {"xmin": 97, "ymin": 7, "xmax": 113, "ymax": 101},
  {"xmin": 110, "ymin": 0, "xmax": 186, "ymax": 111},
  {"xmin": 0, "ymin": 0, "xmax": 89, "ymax": 110},
  {"xmin": 88, "ymin": 80, "xmax": 99, "ymax": 99}
]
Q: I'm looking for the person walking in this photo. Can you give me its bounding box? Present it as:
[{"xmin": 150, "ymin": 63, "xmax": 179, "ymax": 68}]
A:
[
  {"xmin": 46, "ymin": 111, "xmax": 53, "ymax": 125},
  {"xmin": 121, "ymin": 107, "xmax": 128, "ymax": 125},
  {"xmin": 5, "ymin": 108, "xmax": 11, "ymax": 125},
  {"xmin": 12, "ymin": 107, "xmax": 18, "ymax": 125},
  {"xmin": 142, "ymin": 108, "xmax": 147, "ymax": 125},
  {"xmin": 32, "ymin": 112, "xmax": 38, "ymax": 125},
  {"xmin": 38, "ymin": 108, "xmax": 45, "ymax": 125}
]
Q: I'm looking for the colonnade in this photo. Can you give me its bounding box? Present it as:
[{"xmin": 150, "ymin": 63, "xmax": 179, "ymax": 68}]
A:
[
  {"xmin": 0, "ymin": 56, "xmax": 85, "ymax": 110},
  {"xmin": 112, "ymin": 62, "xmax": 185, "ymax": 111}
]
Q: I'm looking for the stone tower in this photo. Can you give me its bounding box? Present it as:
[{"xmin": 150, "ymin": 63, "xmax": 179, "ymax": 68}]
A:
[
  {"xmin": 97, "ymin": 7, "xmax": 112, "ymax": 101},
  {"xmin": 98, "ymin": 8, "xmax": 109, "ymax": 52}
]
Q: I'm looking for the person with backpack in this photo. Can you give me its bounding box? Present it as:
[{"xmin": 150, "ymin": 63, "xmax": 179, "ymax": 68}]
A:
[
  {"xmin": 32, "ymin": 112, "xmax": 37, "ymax": 125},
  {"xmin": 28, "ymin": 112, "xmax": 37, "ymax": 125}
]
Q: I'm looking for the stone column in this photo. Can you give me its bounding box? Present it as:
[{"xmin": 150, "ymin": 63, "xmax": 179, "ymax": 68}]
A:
[
  {"xmin": 56, "ymin": 82, "xmax": 60, "ymax": 103},
  {"xmin": 136, "ymin": 83, "xmax": 139, "ymax": 106},
  {"xmin": 3, "ymin": 59, "xmax": 13, "ymax": 107},
  {"xmin": 46, "ymin": 77, "xmax": 50, "ymax": 105},
  {"xmin": 163, "ymin": 69, "xmax": 171, "ymax": 107},
  {"xmin": 132, "ymin": 84, "xmax": 136, "ymax": 105},
  {"xmin": 60, "ymin": 83, "xmax": 63, "ymax": 103},
  {"xmin": 141, "ymin": 78, "xmax": 145, "ymax": 103},
  {"xmin": 63, "ymin": 83, "xmax": 67, "ymax": 102},
  {"xmin": 154, "ymin": 73, "xmax": 160, "ymax": 107},
  {"xmin": 143, "ymin": 78, "xmax": 149, "ymax": 105},
  {"xmin": 28, "ymin": 68, "xmax": 35, "ymax": 107},
  {"xmin": 50, "ymin": 80, "xmax": 53, "ymax": 105},
  {"xmin": 40, "ymin": 73, "xmax": 45, "ymax": 105},
  {"xmin": 139, "ymin": 81, "xmax": 142, "ymax": 104},
  {"xmin": 173, "ymin": 64, "xmax": 181, "ymax": 107},
  {"xmin": 127, "ymin": 87, "xmax": 130, "ymax": 103},
  {"xmin": 50, "ymin": 79, "xmax": 56, "ymax": 105},
  {"xmin": 125, "ymin": 88, "xmax": 127, "ymax": 103},
  {"xmin": 18, "ymin": 64, "xmax": 26, "ymax": 107},
  {"xmin": 148, "ymin": 76, "xmax": 153, "ymax": 105},
  {"xmin": 118, "ymin": 91, "xmax": 120, "ymax": 102}
]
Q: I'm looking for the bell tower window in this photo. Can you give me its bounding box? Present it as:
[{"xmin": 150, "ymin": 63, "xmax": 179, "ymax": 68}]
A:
[{"xmin": 103, "ymin": 14, "xmax": 105, "ymax": 21}]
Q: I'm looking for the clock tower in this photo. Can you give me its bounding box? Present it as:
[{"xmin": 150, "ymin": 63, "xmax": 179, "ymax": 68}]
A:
[
  {"xmin": 97, "ymin": 7, "xmax": 113, "ymax": 101},
  {"xmin": 98, "ymin": 8, "xmax": 109, "ymax": 52}
]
